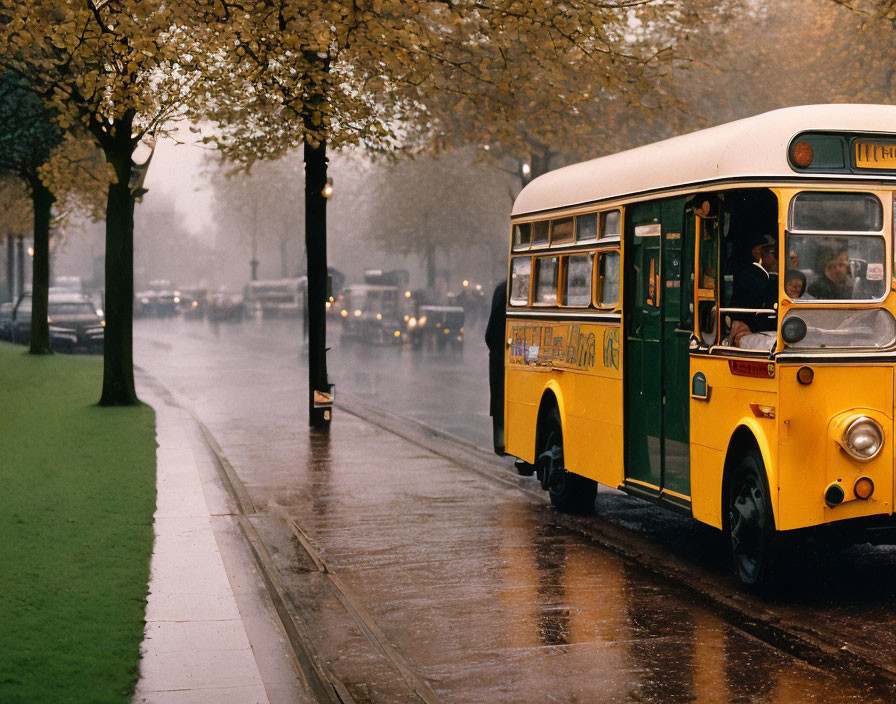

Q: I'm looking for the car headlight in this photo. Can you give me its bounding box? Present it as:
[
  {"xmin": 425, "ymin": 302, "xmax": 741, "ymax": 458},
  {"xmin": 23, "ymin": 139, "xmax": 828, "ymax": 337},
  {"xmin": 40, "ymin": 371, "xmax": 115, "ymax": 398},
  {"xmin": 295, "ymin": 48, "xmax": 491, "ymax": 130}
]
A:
[{"xmin": 841, "ymin": 416, "xmax": 884, "ymax": 461}]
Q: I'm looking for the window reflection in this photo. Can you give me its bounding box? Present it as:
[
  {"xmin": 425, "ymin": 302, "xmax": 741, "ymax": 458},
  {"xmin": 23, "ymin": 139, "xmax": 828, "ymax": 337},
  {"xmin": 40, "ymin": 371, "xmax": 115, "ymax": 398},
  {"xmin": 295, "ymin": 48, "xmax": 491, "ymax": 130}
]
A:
[{"xmin": 786, "ymin": 234, "xmax": 886, "ymax": 301}]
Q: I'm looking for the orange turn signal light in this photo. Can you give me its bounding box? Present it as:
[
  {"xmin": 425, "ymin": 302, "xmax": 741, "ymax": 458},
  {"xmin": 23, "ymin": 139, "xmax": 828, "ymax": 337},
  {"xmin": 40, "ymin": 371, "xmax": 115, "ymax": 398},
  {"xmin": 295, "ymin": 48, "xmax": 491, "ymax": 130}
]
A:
[
  {"xmin": 797, "ymin": 366, "xmax": 814, "ymax": 385},
  {"xmin": 854, "ymin": 477, "xmax": 875, "ymax": 500},
  {"xmin": 792, "ymin": 140, "xmax": 814, "ymax": 168}
]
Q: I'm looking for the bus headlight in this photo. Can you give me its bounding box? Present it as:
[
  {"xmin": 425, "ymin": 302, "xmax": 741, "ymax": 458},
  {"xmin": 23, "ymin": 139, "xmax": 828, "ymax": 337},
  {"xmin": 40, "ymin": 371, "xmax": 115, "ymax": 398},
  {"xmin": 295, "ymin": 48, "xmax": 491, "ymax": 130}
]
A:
[{"xmin": 841, "ymin": 416, "xmax": 883, "ymax": 461}]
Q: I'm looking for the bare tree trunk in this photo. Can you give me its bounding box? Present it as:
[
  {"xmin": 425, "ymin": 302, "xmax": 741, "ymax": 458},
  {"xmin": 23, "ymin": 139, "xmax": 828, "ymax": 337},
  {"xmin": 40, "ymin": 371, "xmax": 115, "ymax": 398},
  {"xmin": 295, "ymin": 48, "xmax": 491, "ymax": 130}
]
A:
[
  {"xmin": 27, "ymin": 174, "xmax": 53, "ymax": 355},
  {"xmin": 303, "ymin": 49, "xmax": 332, "ymax": 429},
  {"xmin": 99, "ymin": 117, "xmax": 139, "ymax": 406},
  {"xmin": 304, "ymin": 135, "xmax": 330, "ymax": 428}
]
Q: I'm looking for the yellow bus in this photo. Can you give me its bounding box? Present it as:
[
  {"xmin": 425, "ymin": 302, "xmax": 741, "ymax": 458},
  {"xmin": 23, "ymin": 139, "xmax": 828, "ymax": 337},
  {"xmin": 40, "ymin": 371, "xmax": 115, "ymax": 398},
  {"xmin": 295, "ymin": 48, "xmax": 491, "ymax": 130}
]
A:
[{"xmin": 504, "ymin": 104, "xmax": 896, "ymax": 585}]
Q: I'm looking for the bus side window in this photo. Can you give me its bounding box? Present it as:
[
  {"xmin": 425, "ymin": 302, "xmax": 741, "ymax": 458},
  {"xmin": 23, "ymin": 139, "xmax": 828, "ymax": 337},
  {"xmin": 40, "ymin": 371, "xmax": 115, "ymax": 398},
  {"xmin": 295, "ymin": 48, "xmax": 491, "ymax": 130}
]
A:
[
  {"xmin": 551, "ymin": 217, "xmax": 575, "ymax": 246},
  {"xmin": 532, "ymin": 221, "xmax": 550, "ymax": 248},
  {"xmin": 510, "ymin": 257, "xmax": 532, "ymax": 306},
  {"xmin": 699, "ymin": 218, "xmax": 719, "ymax": 291},
  {"xmin": 564, "ymin": 254, "xmax": 593, "ymax": 306},
  {"xmin": 597, "ymin": 250, "xmax": 620, "ymax": 308},
  {"xmin": 534, "ymin": 256, "xmax": 560, "ymax": 305},
  {"xmin": 576, "ymin": 213, "xmax": 598, "ymax": 243},
  {"xmin": 513, "ymin": 223, "xmax": 532, "ymax": 251},
  {"xmin": 696, "ymin": 216, "xmax": 720, "ymax": 345},
  {"xmin": 602, "ymin": 210, "xmax": 621, "ymax": 237}
]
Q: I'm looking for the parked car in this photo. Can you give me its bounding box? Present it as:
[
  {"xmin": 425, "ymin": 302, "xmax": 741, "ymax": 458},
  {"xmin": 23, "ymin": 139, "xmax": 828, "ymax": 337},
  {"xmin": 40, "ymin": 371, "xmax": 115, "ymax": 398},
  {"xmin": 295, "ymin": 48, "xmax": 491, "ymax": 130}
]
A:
[
  {"xmin": 135, "ymin": 280, "xmax": 178, "ymax": 317},
  {"xmin": 176, "ymin": 287, "xmax": 207, "ymax": 319},
  {"xmin": 10, "ymin": 292, "xmax": 33, "ymax": 344},
  {"xmin": 339, "ymin": 284, "xmax": 403, "ymax": 345},
  {"xmin": 11, "ymin": 292, "xmax": 104, "ymax": 353},
  {"xmin": 46, "ymin": 294, "xmax": 104, "ymax": 353},
  {"xmin": 207, "ymin": 291, "xmax": 244, "ymax": 323}
]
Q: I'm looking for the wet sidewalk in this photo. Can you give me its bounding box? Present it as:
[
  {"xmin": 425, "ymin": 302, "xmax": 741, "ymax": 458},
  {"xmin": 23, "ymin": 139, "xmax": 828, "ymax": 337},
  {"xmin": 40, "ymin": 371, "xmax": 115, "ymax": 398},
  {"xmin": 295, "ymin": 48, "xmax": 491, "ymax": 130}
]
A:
[{"xmin": 132, "ymin": 378, "xmax": 308, "ymax": 704}]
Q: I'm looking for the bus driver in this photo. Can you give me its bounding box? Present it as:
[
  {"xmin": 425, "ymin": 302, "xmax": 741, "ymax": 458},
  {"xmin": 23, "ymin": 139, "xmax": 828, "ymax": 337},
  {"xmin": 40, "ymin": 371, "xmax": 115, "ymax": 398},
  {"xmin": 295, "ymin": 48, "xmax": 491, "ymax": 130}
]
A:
[{"xmin": 729, "ymin": 233, "xmax": 779, "ymax": 347}]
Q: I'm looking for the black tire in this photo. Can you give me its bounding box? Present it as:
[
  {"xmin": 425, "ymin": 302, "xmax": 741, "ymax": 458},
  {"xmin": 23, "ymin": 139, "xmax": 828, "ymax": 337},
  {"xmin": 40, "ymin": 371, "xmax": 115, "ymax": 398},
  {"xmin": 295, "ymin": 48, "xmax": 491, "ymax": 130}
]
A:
[
  {"xmin": 727, "ymin": 449, "xmax": 776, "ymax": 587},
  {"xmin": 538, "ymin": 406, "xmax": 596, "ymax": 514}
]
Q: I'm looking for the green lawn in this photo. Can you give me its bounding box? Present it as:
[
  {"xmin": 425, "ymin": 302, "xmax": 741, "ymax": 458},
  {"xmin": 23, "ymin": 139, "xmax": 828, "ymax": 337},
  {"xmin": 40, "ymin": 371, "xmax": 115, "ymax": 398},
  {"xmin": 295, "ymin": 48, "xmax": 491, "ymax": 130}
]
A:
[{"xmin": 0, "ymin": 343, "xmax": 157, "ymax": 703}]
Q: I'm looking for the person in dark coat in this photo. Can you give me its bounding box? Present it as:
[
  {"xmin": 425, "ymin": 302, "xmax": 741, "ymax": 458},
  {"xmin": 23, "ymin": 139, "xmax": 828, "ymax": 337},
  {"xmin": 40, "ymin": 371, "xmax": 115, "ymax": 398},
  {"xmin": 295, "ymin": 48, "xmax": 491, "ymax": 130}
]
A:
[
  {"xmin": 729, "ymin": 233, "xmax": 779, "ymax": 347},
  {"xmin": 808, "ymin": 245, "xmax": 852, "ymax": 300},
  {"xmin": 485, "ymin": 280, "xmax": 507, "ymax": 455}
]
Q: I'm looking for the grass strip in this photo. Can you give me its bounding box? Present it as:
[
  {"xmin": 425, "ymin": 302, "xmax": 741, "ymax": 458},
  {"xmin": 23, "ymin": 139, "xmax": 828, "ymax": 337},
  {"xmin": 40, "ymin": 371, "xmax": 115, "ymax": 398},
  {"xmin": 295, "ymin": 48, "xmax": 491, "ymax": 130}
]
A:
[{"xmin": 0, "ymin": 343, "xmax": 157, "ymax": 704}]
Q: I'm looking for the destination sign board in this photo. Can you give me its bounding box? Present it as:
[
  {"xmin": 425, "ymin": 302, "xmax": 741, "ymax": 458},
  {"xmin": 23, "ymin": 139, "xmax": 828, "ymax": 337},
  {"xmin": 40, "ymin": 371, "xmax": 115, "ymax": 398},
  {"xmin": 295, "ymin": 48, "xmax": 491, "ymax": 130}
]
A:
[{"xmin": 854, "ymin": 140, "xmax": 896, "ymax": 170}]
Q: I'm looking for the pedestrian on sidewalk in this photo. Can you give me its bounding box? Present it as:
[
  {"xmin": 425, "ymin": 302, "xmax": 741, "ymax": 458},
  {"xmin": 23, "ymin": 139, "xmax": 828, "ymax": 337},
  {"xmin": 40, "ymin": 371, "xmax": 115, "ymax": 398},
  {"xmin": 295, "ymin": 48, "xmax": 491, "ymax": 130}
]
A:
[{"xmin": 485, "ymin": 280, "xmax": 507, "ymax": 455}]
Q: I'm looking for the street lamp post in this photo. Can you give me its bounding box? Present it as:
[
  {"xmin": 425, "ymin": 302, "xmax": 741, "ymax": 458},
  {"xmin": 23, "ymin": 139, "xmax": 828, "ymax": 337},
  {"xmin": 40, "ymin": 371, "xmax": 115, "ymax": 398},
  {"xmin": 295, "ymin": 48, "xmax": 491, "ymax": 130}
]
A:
[{"xmin": 304, "ymin": 138, "xmax": 333, "ymax": 429}]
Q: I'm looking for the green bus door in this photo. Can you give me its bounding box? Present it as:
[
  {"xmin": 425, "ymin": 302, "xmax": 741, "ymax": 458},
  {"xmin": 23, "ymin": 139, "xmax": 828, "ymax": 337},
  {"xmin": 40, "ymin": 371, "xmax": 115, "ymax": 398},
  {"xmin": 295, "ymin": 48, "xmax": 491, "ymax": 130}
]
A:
[{"xmin": 624, "ymin": 198, "xmax": 692, "ymax": 507}]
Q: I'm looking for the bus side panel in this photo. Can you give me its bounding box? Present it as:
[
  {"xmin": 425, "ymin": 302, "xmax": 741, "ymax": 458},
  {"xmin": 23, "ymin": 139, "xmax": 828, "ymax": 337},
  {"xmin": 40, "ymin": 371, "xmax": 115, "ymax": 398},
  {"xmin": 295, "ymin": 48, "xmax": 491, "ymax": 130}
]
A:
[
  {"xmin": 505, "ymin": 364, "xmax": 543, "ymax": 464},
  {"xmin": 689, "ymin": 356, "xmax": 778, "ymax": 529},
  {"xmin": 777, "ymin": 364, "xmax": 894, "ymax": 531},
  {"xmin": 505, "ymin": 321, "xmax": 623, "ymax": 478},
  {"xmin": 564, "ymin": 343, "xmax": 624, "ymax": 489},
  {"xmin": 689, "ymin": 445, "xmax": 725, "ymax": 528}
]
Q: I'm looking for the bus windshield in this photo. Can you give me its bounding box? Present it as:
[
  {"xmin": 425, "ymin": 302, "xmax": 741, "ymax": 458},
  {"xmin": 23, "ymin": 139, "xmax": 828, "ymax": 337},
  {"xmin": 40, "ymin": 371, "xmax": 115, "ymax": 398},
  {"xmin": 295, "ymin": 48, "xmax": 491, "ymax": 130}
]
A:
[{"xmin": 786, "ymin": 192, "xmax": 887, "ymax": 302}]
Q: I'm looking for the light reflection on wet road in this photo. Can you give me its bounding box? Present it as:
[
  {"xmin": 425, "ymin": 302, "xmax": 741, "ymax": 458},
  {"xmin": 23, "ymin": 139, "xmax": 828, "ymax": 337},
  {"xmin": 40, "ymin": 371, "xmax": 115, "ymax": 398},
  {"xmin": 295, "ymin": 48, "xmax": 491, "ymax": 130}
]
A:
[{"xmin": 134, "ymin": 317, "xmax": 894, "ymax": 703}]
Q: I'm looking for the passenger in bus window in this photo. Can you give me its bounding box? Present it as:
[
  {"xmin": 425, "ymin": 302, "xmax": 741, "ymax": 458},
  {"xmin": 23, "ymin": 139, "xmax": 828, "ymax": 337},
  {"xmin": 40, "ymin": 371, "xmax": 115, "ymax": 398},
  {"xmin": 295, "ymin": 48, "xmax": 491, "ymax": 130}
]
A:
[
  {"xmin": 807, "ymin": 244, "xmax": 852, "ymax": 300},
  {"xmin": 729, "ymin": 233, "xmax": 778, "ymax": 347},
  {"xmin": 784, "ymin": 269, "xmax": 807, "ymax": 299}
]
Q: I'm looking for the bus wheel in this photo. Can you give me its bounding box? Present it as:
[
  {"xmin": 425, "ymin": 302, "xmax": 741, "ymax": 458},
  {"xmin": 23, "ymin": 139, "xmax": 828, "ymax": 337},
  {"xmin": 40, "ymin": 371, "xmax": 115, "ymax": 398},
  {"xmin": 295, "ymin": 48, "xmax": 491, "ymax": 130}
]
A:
[
  {"xmin": 728, "ymin": 450, "xmax": 775, "ymax": 586},
  {"xmin": 538, "ymin": 407, "xmax": 596, "ymax": 514}
]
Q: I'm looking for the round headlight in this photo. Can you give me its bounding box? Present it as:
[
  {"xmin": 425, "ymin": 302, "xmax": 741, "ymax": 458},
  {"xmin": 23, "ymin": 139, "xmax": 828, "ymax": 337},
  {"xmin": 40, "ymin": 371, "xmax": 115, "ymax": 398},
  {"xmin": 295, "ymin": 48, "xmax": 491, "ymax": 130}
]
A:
[{"xmin": 842, "ymin": 416, "xmax": 884, "ymax": 461}]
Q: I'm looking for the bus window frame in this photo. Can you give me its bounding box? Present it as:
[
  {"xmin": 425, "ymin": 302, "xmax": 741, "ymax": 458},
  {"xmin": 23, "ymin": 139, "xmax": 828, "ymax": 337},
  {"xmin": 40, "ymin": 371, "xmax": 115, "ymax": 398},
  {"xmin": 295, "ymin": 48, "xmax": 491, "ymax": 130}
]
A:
[
  {"xmin": 512, "ymin": 222, "xmax": 532, "ymax": 252},
  {"xmin": 784, "ymin": 190, "xmax": 889, "ymax": 306},
  {"xmin": 532, "ymin": 254, "xmax": 561, "ymax": 306},
  {"xmin": 550, "ymin": 216, "xmax": 576, "ymax": 247},
  {"xmin": 694, "ymin": 213, "xmax": 722, "ymax": 347},
  {"xmin": 787, "ymin": 191, "xmax": 884, "ymax": 234},
  {"xmin": 576, "ymin": 212, "xmax": 599, "ymax": 244},
  {"xmin": 561, "ymin": 252, "xmax": 594, "ymax": 307},
  {"xmin": 531, "ymin": 220, "xmax": 550, "ymax": 250},
  {"xmin": 509, "ymin": 255, "xmax": 533, "ymax": 306},
  {"xmin": 601, "ymin": 209, "xmax": 622, "ymax": 238},
  {"xmin": 594, "ymin": 245, "xmax": 621, "ymax": 310}
]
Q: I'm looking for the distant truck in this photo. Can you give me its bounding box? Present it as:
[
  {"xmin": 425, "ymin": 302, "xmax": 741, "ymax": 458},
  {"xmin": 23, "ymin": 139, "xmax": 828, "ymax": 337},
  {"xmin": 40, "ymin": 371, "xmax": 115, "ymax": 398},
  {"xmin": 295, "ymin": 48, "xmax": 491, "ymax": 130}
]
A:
[{"xmin": 244, "ymin": 278, "xmax": 306, "ymax": 318}]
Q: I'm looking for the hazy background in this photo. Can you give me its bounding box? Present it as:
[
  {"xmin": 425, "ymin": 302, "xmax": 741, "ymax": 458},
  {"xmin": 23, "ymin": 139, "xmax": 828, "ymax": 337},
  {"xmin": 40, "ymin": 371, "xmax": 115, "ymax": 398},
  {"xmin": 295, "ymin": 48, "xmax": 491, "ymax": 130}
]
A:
[{"xmin": 39, "ymin": 0, "xmax": 896, "ymax": 299}]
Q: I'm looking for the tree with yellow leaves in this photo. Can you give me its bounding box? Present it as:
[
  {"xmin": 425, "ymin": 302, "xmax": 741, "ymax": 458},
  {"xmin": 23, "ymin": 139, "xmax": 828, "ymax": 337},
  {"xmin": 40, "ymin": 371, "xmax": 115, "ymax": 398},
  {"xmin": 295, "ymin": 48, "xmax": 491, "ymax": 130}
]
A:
[
  {"xmin": 0, "ymin": 1, "xmax": 220, "ymax": 403},
  {"xmin": 202, "ymin": 0, "xmax": 724, "ymax": 426}
]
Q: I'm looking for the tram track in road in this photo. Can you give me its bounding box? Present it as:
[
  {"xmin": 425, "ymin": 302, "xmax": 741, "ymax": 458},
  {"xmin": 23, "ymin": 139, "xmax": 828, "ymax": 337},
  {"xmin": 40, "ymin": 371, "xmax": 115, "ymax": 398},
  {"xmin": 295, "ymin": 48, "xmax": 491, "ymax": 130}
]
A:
[
  {"xmin": 334, "ymin": 391, "xmax": 896, "ymax": 698},
  {"xmin": 144, "ymin": 373, "xmax": 445, "ymax": 704}
]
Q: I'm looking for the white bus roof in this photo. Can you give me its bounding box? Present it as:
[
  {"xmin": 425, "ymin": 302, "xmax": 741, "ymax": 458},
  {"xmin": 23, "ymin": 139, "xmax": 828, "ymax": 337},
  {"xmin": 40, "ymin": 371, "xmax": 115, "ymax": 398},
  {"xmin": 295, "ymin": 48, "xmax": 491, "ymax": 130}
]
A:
[{"xmin": 512, "ymin": 104, "xmax": 896, "ymax": 217}]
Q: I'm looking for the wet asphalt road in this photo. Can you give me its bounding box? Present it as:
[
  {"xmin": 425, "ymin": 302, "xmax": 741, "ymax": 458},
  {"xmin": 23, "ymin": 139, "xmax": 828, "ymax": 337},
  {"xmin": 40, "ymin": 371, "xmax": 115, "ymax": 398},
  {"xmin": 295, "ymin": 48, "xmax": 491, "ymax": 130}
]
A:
[{"xmin": 134, "ymin": 316, "xmax": 896, "ymax": 703}]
